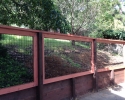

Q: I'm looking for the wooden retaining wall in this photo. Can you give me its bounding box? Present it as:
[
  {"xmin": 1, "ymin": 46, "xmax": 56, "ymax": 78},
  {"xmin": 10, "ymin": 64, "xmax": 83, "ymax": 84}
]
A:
[{"xmin": 0, "ymin": 68, "xmax": 124, "ymax": 100}]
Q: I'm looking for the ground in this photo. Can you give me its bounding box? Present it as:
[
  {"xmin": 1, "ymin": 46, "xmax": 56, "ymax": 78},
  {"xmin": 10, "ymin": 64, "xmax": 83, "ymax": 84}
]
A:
[
  {"xmin": 78, "ymin": 83, "xmax": 125, "ymax": 100},
  {"xmin": 45, "ymin": 48, "xmax": 123, "ymax": 78}
]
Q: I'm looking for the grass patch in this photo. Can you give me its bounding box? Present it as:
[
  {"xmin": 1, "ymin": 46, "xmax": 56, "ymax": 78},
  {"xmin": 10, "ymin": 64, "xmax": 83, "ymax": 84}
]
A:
[
  {"xmin": 44, "ymin": 38, "xmax": 90, "ymax": 52},
  {"xmin": 75, "ymin": 42, "xmax": 90, "ymax": 49},
  {"xmin": 1, "ymin": 34, "xmax": 32, "ymax": 46},
  {"xmin": 0, "ymin": 34, "xmax": 32, "ymax": 54}
]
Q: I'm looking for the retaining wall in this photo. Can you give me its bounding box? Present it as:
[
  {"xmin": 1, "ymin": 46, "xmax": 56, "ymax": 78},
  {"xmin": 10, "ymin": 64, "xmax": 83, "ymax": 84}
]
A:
[{"xmin": 0, "ymin": 68, "xmax": 124, "ymax": 100}]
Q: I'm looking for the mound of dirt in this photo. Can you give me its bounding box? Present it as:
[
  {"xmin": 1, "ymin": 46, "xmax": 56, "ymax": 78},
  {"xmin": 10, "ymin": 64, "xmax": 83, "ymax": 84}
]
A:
[
  {"xmin": 45, "ymin": 50, "xmax": 123, "ymax": 78},
  {"xmin": 5, "ymin": 45, "xmax": 123, "ymax": 79},
  {"xmin": 45, "ymin": 55, "xmax": 85, "ymax": 78}
]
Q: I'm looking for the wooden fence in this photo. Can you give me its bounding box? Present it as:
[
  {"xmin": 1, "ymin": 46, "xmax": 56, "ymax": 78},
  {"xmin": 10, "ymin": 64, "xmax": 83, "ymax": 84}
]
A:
[{"xmin": 0, "ymin": 25, "xmax": 125, "ymax": 100}]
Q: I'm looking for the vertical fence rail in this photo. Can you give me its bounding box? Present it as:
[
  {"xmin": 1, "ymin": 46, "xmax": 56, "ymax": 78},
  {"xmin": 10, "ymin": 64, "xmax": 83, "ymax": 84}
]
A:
[
  {"xmin": 37, "ymin": 32, "xmax": 43, "ymax": 100},
  {"xmin": 110, "ymin": 70, "xmax": 115, "ymax": 85},
  {"xmin": 71, "ymin": 78, "xmax": 76, "ymax": 100},
  {"xmin": 91, "ymin": 39, "xmax": 98, "ymax": 91}
]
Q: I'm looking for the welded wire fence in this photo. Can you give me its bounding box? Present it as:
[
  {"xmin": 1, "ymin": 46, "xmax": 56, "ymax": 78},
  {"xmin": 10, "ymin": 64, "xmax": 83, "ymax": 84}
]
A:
[
  {"xmin": 97, "ymin": 42, "xmax": 123, "ymax": 69},
  {"xmin": 44, "ymin": 38, "xmax": 91, "ymax": 78},
  {"xmin": 0, "ymin": 34, "xmax": 33, "ymax": 88}
]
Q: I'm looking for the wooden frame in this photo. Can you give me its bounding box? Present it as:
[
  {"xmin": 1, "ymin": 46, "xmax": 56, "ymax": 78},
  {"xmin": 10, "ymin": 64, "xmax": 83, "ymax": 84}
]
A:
[
  {"xmin": 97, "ymin": 38, "xmax": 125, "ymax": 44},
  {"xmin": 42, "ymin": 32, "xmax": 93, "ymax": 84},
  {"xmin": 41, "ymin": 31, "xmax": 125, "ymax": 84},
  {"xmin": 0, "ymin": 25, "xmax": 38, "ymax": 95},
  {"xmin": 0, "ymin": 25, "xmax": 125, "ymax": 97}
]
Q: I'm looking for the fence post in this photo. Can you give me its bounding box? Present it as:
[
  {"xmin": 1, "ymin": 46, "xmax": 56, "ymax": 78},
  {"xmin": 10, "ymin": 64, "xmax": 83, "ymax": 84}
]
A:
[
  {"xmin": 37, "ymin": 32, "xmax": 43, "ymax": 100},
  {"xmin": 110, "ymin": 70, "xmax": 115, "ymax": 85},
  {"xmin": 71, "ymin": 78, "xmax": 76, "ymax": 100},
  {"xmin": 91, "ymin": 39, "xmax": 98, "ymax": 91}
]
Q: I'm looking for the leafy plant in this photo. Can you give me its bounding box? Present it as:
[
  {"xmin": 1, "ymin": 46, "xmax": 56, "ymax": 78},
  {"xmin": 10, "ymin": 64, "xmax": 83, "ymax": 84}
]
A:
[
  {"xmin": 0, "ymin": 56, "xmax": 33, "ymax": 88},
  {"xmin": 0, "ymin": 34, "xmax": 7, "ymax": 57},
  {"xmin": 102, "ymin": 29, "xmax": 125, "ymax": 40}
]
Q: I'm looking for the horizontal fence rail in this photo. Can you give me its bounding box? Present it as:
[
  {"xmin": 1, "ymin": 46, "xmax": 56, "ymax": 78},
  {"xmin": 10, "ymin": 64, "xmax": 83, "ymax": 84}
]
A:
[{"xmin": 0, "ymin": 25, "xmax": 125, "ymax": 96}]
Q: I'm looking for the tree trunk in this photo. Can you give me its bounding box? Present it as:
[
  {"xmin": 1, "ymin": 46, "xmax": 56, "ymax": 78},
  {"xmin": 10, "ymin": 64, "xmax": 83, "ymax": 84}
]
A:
[{"xmin": 72, "ymin": 40, "xmax": 75, "ymax": 46}]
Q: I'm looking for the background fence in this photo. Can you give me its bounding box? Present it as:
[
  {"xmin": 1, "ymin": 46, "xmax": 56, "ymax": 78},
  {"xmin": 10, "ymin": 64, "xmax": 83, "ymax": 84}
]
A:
[{"xmin": 0, "ymin": 25, "xmax": 125, "ymax": 100}]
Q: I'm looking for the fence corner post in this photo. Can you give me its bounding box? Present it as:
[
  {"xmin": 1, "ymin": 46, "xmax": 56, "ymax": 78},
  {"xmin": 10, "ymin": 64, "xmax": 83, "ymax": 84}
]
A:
[
  {"xmin": 91, "ymin": 39, "xmax": 98, "ymax": 92},
  {"xmin": 37, "ymin": 32, "xmax": 43, "ymax": 100}
]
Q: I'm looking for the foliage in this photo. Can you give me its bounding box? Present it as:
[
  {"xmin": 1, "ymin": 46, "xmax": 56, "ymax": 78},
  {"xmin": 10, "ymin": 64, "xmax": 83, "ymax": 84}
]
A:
[
  {"xmin": 0, "ymin": 34, "xmax": 33, "ymax": 88},
  {"xmin": 0, "ymin": 34, "xmax": 7, "ymax": 57},
  {"xmin": 90, "ymin": 0, "xmax": 125, "ymax": 38},
  {"xmin": 0, "ymin": 56, "xmax": 33, "ymax": 88},
  {"xmin": 0, "ymin": 0, "xmax": 70, "ymax": 33},
  {"xmin": 53, "ymin": 0, "xmax": 125, "ymax": 40},
  {"xmin": 0, "ymin": 44, "xmax": 7, "ymax": 57},
  {"xmin": 94, "ymin": 0, "xmax": 119, "ymax": 30},
  {"xmin": 102, "ymin": 29, "xmax": 125, "ymax": 40},
  {"xmin": 1, "ymin": 0, "xmax": 125, "ymax": 38},
  {"xmin": 53, "ymin": 0, "xmax": 98, "ymax": 35}
]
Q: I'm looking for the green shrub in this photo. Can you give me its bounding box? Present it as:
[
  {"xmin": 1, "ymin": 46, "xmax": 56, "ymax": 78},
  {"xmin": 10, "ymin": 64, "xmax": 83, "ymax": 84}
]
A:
[
  {"xmin": 102, "ymin": 29, "xmax": 125, "ymax": 40},
  {"xmin": 0, "ymin": 57, "xmax": 33, "ymax": 88},
  {"xmin": 0, "ymin": 44, "xmax": 7, "ymax": 57},
  {"xmin": 0, "ymin": 34, "xmax": 8, "ymax": 57}
]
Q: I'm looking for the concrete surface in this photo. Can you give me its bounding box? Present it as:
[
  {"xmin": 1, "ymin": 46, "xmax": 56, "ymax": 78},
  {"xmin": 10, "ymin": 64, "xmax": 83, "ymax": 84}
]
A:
[{"xmin": 78, "ymin": 83, "xmax": 125, "ymax": 100}]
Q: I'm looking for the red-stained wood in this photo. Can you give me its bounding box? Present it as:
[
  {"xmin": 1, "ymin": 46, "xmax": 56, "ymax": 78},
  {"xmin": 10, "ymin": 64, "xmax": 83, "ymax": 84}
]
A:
[
  {"xmin": 0, "ymin": 27, "xmax": 36, "ymax": 36},
  {"xmin": 91, "ymin": 39, "xmax": 98, "ymax": 91},
  {"xmin": 124, "ymin": 69, "xmax": 125, "ymax": 82},
  {"xmin": 97, "ymin": 38, "xmax": 125, "ymax": 44},
  {"xmin": 115, "ymin": 69, "xmax": 125, "ymax": 84},
  {"xmin": 43, "ymin": 33, "xmax": 93, "ymax": 42},
  {"xmin": 110, "ymin": 70, "xmax": 115, "ymax": 85},
  {"xmin": 1, "ymin": 24, "xmax": 125, "ymax": 44},
  {"xmin": 75, "ymin": 75, "xmax": 93, "ymax": 96},
  {"xmin": 91, "ymin": 40, "xmax": 94, "ymax": 72},
  {"xmin": 42, "ymin": 34, "xmax": 45, "ymax": 80},
  {"xmin": 37, "ymin": 32, "xmax": 43, "ymax": 100},
  {"xmin": 98, "ymin": 71, "xmax": 111, "ymax": 89},
  {"xmin": 44, "ymin": 71, "xmax": 92, "ymax": 84},
  {"xmin": 0, "ymin": 25, "xmax": 125, "ymax": 99},
  {"xmin": 0, "ymin": 82, "xmax": 37, "ymax": 96},
  {"xmin": 0, "ymin": 87, "xmax": 36, "ymax": 100},
  {"xmin": 98, "ymin": 66, "xmax": 125, "ymax": 72},
  {"xmin": 0, "ymin": 29, "xmax": 38, "ymax": 96},
  {"xmin": 33, "ymin": 33, "xmax": 38, "ymax": 86},
  {"xmin": 0, "ymin": 24, "xmax": 40, "ymax": 33},
  {"xmin": 43, "ymin": 67, "xmax": 125, "ymax": 85}
]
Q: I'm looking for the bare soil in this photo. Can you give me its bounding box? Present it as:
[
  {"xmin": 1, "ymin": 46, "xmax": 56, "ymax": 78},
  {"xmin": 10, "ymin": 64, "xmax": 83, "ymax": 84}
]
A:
[
  {"xmin": 45, "ymin": 49, "xmax": 123, "ymax": 78},
  {"xmin": 6, "ymin": 45, "xmax": 124, "ymax": 79}
]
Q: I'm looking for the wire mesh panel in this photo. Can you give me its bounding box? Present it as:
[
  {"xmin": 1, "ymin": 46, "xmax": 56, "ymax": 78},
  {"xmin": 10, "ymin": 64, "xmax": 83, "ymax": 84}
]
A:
[
  {"xmin": 0, "ymin": 34, "xmax": 33, "ymax": 88},
  {"xmin": 97, "ymin": 42, "xmax": 123, "ymax": 69},
  {"xmin": 44, "ymin": 38, "xmax": 91, "ymax": 79}
]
